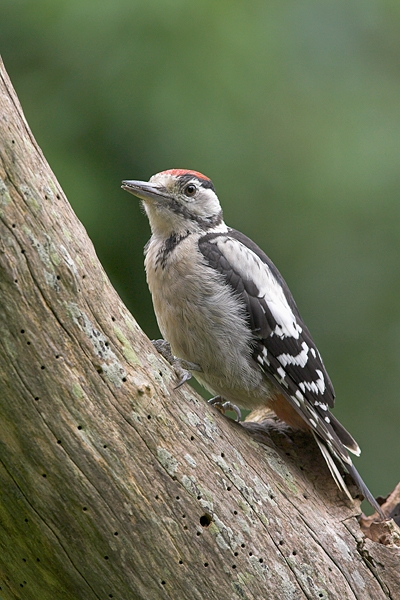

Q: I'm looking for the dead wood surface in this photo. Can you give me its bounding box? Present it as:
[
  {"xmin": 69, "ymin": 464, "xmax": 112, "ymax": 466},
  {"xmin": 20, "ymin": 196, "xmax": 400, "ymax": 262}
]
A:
[{"xmin": 0, "ymin": 57, "xmax": 399, "ymax": 600}]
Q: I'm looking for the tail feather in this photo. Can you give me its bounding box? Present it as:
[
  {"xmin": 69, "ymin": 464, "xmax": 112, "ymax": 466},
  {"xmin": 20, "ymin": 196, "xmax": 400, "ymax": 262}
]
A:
[
  {"xmin": 345, "ymin": 460, "xmax": 384, "ymax": 519},
  {"xmin": 312, "ymin": 432, "xmax": 353, "ymax": 502},
  {"xmin": 328, "ymin": 413, "xmax": 361, "ymax": 456},
  {"xmin": 312, "ymin": 432, "xmax": 384, "ymax": 519}
]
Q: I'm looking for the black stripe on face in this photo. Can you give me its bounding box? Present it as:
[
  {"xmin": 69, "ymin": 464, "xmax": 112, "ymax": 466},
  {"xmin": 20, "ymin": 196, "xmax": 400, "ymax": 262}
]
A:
[
  {"xmin": 155, "ymin": 231, "xmax": 190, "ymax": 268},
  {"xmin": 166, "ymin": 197, "xmax": 223, "ymax": 229},
  {"xmin": 177, "ymin": 173, "xmax": 216, "ymax": 193}
]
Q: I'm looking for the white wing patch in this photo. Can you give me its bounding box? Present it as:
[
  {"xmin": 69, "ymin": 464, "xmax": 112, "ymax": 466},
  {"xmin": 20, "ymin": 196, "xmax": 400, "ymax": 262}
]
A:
[
  {"xmin": 216, "ymin": 237, "xmax": 302, "ymax": 339},
  {"xmin": 299, "ymin": 369, "xmax": 326, "ymax": 395},
  {"xmin": 278, "ymin": 341, "xmax": 309, "ymax": 368},
  {"xmin": 256, "ymin": 346, "xmax": 270, "ymax": 366}
]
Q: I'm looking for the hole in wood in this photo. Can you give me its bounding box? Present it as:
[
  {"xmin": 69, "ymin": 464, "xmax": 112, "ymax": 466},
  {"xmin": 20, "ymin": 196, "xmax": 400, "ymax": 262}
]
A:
[{"xmin": 199, "ymin": 513, "xmax": 212, "ymax": 527}]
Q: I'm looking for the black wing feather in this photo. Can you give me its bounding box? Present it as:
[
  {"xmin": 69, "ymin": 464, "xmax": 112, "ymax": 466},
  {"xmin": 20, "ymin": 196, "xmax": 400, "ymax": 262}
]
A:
[{"xmin": 199, "ymin": 228, "xmax": 335, "ymax": 409}]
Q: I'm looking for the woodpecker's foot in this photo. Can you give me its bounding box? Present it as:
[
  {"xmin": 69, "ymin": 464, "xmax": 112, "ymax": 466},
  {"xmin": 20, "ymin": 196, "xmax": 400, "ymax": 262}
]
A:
[
  {"xmin": 209, "ymin": 396, "xmax": 242, "ymax": 422},
  {"xmin": 152, "ymin": 339, "xmax": 202, "ymax": 388}
]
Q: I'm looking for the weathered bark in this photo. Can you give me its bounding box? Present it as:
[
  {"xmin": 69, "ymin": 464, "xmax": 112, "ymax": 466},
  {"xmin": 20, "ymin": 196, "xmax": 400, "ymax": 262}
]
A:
[{"xmin": 0, "ymin": 57, "xmax": 399, "ymax": 600}]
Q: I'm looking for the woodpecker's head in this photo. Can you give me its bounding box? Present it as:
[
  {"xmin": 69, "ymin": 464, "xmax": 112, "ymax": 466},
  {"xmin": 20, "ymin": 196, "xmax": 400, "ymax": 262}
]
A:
[{"xmin": 121, "ymin": 169, "xmax": 225, "ymax": 237}]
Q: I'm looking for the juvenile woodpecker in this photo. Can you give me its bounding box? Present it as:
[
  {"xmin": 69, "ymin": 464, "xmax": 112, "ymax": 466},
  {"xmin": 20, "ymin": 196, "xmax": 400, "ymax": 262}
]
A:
[{"xmin": 122, "ymin": 169, "xmax": 383, "ymax": 517}]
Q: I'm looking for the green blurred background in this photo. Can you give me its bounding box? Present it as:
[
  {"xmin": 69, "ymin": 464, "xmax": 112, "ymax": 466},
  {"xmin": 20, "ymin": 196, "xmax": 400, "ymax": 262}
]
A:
[{"xmin": 1, "ymin": 0, "xmax": 399, "ymax": 499}]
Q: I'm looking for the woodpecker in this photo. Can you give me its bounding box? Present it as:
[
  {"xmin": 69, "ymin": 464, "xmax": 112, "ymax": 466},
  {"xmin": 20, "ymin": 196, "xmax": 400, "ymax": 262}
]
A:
[{"xmin": 122, "ymin": 169, "xmax": 383, "ymax": 517}]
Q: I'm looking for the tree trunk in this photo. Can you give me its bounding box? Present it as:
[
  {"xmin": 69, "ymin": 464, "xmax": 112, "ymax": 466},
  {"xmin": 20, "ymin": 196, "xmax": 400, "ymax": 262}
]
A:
[{"xmin": 0, "ymin": 57, "xmax": 399, "ymax": 600}]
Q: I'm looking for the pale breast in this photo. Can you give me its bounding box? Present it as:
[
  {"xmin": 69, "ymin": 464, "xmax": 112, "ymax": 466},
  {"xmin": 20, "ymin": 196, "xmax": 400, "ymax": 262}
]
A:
[{"xmin": 144, "ymin": 234, "xmax": 265, "ymax": 401}]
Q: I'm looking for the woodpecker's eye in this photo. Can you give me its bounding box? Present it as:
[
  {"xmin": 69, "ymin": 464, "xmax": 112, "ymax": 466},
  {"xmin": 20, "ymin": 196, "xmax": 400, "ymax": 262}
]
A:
[{"xmin": 184, "ymin": 183, "xmax": 197, "ymax": 197}]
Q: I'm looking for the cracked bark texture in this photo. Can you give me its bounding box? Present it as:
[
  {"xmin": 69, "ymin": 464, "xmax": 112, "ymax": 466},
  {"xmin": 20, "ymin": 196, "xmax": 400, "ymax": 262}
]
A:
[{"xmin": 0, "ymin": 57, "xmax": 399, "ymax": 600}]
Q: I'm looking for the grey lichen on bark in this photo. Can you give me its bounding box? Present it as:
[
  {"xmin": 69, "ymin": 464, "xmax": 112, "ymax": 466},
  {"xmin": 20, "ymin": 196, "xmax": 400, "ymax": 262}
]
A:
[{"xmin": 0, "ymin": 57, "xmax": 399, "ymax": 600}]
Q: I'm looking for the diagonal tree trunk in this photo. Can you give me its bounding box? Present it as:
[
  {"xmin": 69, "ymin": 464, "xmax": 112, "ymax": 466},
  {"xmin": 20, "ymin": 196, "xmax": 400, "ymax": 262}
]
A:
[{"xmin": 0, "ymin": 57, "xmax": 398, "ymax": 600}]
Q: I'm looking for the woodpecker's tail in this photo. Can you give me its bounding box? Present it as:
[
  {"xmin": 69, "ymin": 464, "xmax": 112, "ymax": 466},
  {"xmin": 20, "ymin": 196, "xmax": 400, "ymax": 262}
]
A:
[
  {"xmin": 312, "ymin": 432, "xmax": 384, "ymax": 519},
  {"xmin": 328, "ymin": 412, "xmax": 360, "ymax": 456}
]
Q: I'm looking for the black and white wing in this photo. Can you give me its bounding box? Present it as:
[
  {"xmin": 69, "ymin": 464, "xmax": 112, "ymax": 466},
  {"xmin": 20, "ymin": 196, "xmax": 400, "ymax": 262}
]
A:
[{"xmin": 199, "ymin": 230, "xmax": 359, "ymax": 452}]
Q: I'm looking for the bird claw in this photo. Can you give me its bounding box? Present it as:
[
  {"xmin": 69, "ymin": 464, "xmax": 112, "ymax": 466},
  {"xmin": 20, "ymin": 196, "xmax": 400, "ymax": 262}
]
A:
[
  {"xmin": 152, "ymin": 339, "xmax": 202, "ymax": 388},
  {"xmin": 208, "ymin": 396, "xmax": 242, "ymax": 422},
  {"xmin": 152, "ymin": 339, "xmax": 174, "ymax": 362},
  {"xmin": 174, "ymin": 366, "xmax": 194, "ymax": 389}
]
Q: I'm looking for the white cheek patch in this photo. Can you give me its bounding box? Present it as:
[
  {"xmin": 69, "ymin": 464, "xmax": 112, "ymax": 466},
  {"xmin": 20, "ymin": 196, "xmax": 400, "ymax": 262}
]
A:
[{"xmin": 217, "ymin": 238, "xmax": 302, "ymax": 339}]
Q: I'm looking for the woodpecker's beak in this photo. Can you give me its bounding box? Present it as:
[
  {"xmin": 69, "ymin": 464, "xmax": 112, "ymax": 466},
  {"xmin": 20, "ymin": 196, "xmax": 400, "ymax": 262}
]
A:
[{"xmin": 121, "ymin": 180, "xmax": 164, "ymax": 202}]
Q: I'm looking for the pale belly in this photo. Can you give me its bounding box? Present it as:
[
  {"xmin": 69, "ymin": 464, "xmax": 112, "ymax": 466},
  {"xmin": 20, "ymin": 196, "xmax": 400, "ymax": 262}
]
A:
[{"xmin": 145, "ymin": 238, "xmax": 273, "ymax": 409}]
